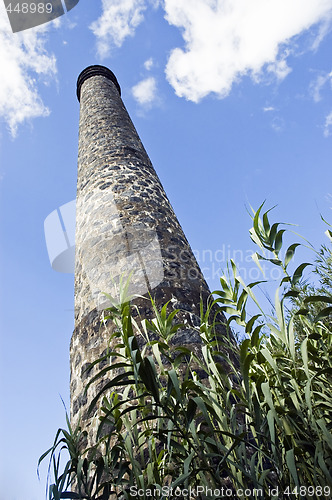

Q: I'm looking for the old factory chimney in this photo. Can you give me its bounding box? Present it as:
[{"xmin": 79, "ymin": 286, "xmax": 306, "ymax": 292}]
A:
[{"xmin": 70, "ymin": 65, "xmax": 226, "ymax": 442}]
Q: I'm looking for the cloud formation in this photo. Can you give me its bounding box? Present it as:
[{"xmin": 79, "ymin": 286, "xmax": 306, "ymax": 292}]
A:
[
  {"xmin": 0, "ymin": 4, "xmax": 57, "ymax": 136},
  {"xmin": 324, "ymin": 111, "xmax": 332, "ymax": 137},
  {"xmin": 90, "ymin": 0, "xmax": 332, "ymax": 102},
  {"xmin": 132, "ymin": 76, "xmax": 157, "ymax": 106},
  {"xmin": 310, "ymin": 71, "xmax": 332, "ymax": 102},
  {"xmin": 309, "ymin": 71, "xmax": 332, "ymax": 136},
  {"xmin": 144, "ymin": 57, "xmax": 154, "ymax": 71},
  {"xmin": 164, "ymin": 0, "xmax": 332, "ymax": 101},
  {"xmin": 90, "ymin": 0, "xmax": 147, "ymax": 58}
]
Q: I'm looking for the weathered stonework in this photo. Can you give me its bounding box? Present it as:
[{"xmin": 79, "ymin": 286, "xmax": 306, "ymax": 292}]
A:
[{"xmin": 70, "ymin": 65, "xmax": 228, "ymax": 445}]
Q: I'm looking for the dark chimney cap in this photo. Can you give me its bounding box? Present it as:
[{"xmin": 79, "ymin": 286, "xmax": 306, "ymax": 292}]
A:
[{"xmin": 76, "ymin": 65, "xmax": 121, "ymax": 101}]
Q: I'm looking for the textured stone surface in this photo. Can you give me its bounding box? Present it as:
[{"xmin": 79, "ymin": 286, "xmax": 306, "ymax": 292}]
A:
[{"xmin": 70, "ymin": 66, "xmax": 228, "ymax": 443}]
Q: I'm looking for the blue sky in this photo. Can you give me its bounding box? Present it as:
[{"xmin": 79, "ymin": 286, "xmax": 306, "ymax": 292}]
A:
[{"xmin": 0, "ymin": 1, "xmax": 332, "ymax": 498}]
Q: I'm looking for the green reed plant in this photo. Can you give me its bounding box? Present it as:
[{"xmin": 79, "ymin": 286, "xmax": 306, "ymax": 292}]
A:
[{"xmin": 40, "ymin": 204, "xmax": 332, "ymax": 500}]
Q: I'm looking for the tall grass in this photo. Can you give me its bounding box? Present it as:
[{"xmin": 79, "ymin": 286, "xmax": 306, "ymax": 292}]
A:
[{"xmin": 40, "ymin": 205, "xmax": 332, "ymax": 500}]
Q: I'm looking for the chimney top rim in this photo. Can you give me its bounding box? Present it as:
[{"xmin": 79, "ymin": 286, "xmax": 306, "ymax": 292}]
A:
[{"xmin": 76, "ymin": 65, "xmax": 121, "ymax": 101}]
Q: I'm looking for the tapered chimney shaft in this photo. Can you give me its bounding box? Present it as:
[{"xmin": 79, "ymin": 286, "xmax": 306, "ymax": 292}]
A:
[{"xmin": 70, "ymin": 65, "xmax": 225, "ymax": 441}]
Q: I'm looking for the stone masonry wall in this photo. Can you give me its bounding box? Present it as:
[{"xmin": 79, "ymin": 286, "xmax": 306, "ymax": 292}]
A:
[{"xmin": 70, "ymin": 66, "xmax": 227, "ymax": 445}]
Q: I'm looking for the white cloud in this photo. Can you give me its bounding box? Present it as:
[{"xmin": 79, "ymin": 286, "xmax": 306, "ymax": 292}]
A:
[
  {"xmin": 132, "ymin": 76, "xmax": 157, "ymax": 106},
  {"xmin": 164, "ymin": 0, "xmax": 332, "ymax": 102},
  {"xmin": 89, "ymin": 0, "xmax": 332, "ymax": 102},
  {"xmin": 90, "ymin": 0, "xmax": 147, "ymax": 59},
  {"xmin": 90, "ymin": 0, "xmax": 161, "ymax": 58},
  {"xmin": 309, "ymin": 71, "xmax": 332, "ymax": 136},
  {"xmin": 310, "ymin": 71, "xmax": 332, "ymax": 102},
  {"xmin": 271, "ymin": 116, "xmax": 284, "ymax": 132},
  {"xmin": 263, "ymin": 106, "xmax": 275, "ymax": 112},
  {"xmin": 324, "ymin": 111, "xmax": 332, "ymax": 137},
  {"xmin": 144, "ymin": 57, "xmax": 154, "ymax": 70},
  {"xmin": 311, "ymin": 17, "xmax": 332, "ymax": 51},
  {"xmin": 0, "ymin": 4, "xmax": 57, "ymax": 136}
]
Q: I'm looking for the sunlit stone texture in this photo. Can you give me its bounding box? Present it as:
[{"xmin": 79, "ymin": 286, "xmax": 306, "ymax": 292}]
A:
[{"xmin": 70, "ymin": 65, "xmax": 228, "ymax": 445}]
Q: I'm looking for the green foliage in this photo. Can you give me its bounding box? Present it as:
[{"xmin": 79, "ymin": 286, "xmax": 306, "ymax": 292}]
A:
[{"xmin": 40, "ymin": 205, "xmax": 332, "ymax": 500}]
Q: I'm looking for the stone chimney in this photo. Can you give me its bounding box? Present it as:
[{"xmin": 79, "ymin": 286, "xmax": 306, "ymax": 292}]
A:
[{"xmin": 70, "ymin": 65, "xmax": 227, "ymax": 444}]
